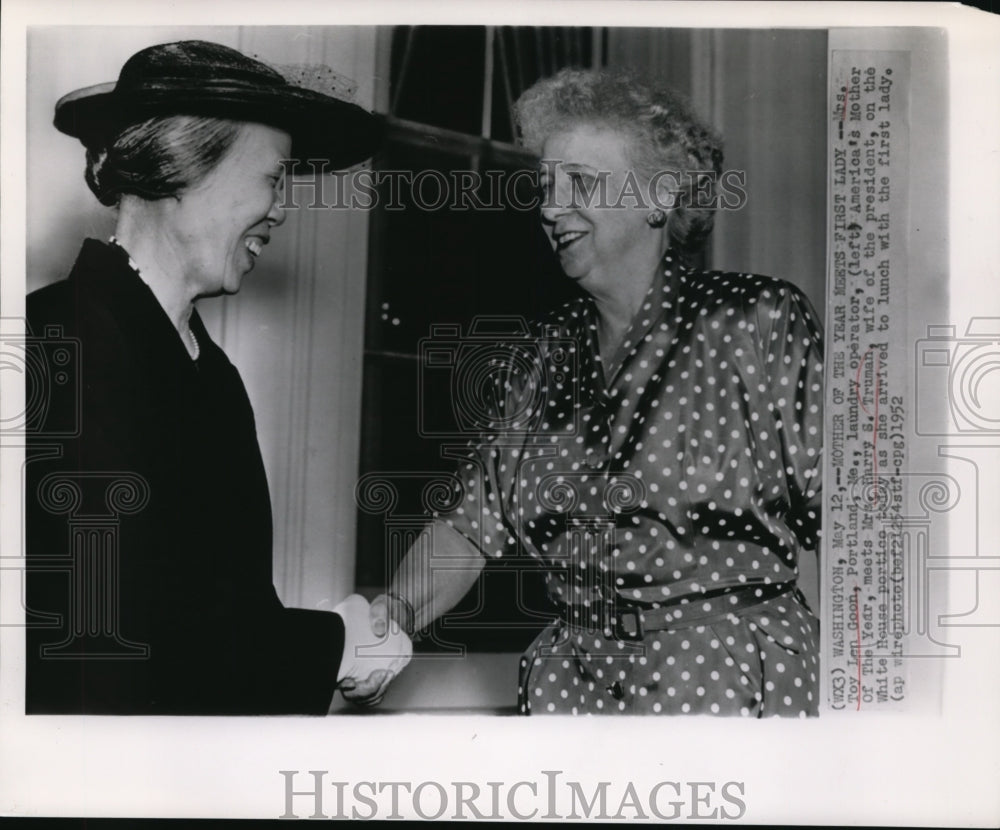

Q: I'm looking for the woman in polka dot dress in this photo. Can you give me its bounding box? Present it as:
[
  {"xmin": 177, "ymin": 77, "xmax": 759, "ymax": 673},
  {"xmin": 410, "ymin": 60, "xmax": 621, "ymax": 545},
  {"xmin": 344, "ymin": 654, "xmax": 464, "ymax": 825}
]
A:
[{"xmin": 359, "ymin": 69, "xmax": 823, "ymax": 717}]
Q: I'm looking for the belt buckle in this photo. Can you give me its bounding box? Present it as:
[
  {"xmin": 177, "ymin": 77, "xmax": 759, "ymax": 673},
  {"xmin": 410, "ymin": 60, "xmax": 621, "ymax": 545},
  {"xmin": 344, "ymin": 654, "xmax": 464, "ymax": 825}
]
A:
[{"xmin": 612, "ymin": 605, "xmax": 644, "ymax": 641}]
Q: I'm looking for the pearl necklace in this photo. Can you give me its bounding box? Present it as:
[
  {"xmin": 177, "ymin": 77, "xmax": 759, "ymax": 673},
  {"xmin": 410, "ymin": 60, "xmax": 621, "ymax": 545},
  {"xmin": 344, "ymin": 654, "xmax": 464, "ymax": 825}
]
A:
[
  {"xmin": 109, "ymin": 236, "xmax": 200, "ymax": 361},
  {"xmin": 184, "ymin": 323, "xmax": 201, "ymax": 361}
]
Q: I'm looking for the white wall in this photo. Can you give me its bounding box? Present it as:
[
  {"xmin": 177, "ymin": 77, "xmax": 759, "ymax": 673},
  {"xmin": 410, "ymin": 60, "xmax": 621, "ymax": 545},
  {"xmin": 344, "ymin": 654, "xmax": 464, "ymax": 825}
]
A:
[{"xmin": 607, "ymin": 28, "xmax": 828, "ymax": 315}]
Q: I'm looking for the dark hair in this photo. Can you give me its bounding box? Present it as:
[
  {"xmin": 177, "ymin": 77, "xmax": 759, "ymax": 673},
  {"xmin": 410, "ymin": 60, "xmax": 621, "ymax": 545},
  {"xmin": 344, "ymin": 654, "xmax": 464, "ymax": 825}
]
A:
[
  {"xmin": 84, "ymin": 115, "xmax": 243, "ymax": 206},
  {"xmin": 514, "ymin": 68, "xmax": 724, "ymax": 253}
]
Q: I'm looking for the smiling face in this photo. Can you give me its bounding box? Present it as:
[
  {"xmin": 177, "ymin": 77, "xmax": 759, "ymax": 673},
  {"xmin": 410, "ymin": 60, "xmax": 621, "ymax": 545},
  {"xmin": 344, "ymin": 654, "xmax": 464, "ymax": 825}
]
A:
[
  {"xmin": 539, "ymin": 123, "xmax": 666, "ymax": 300},
  {"xmin": 166, "ymin": 122, "xmax": 290, "ymax": 298}
]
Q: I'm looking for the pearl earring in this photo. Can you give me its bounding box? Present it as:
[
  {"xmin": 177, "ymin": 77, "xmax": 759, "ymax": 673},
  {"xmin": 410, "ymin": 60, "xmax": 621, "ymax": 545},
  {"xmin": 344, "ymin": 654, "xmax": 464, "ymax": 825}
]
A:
[{"xmin": 646, "ymin": 210, "xmax": 666, "ymax": 228}]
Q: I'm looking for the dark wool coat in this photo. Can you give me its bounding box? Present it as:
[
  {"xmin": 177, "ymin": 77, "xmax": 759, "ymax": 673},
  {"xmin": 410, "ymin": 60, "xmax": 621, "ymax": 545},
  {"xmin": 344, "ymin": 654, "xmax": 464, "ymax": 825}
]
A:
[{"xmin": 26, "ymin": 239, "xmax": 343, "ymax": 714}]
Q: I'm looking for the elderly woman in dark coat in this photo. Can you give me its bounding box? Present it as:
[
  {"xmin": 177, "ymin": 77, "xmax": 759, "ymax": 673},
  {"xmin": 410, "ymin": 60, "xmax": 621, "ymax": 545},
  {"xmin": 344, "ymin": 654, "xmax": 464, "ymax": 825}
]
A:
[
  {"xmin": 26, "ymin": 40, "xmax": 409, "ymax": 715},
  {"xmin": 363, "ymin": 68, "xmax": 823, "ymax": 716}
]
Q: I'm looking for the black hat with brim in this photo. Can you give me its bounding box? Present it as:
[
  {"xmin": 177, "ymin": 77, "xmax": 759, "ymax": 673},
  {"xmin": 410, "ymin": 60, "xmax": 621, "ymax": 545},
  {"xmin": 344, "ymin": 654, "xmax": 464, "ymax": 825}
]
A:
[{"xmin": 54, "ymin": 40, "xmax": 382, "ymax": 169}]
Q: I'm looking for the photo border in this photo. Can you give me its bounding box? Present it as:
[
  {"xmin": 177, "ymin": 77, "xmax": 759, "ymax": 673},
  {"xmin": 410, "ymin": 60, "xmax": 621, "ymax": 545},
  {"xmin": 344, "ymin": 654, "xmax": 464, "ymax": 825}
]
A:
[{"xmin": 2, "ymin": 1, "xmax": 998, "ymax": 824}]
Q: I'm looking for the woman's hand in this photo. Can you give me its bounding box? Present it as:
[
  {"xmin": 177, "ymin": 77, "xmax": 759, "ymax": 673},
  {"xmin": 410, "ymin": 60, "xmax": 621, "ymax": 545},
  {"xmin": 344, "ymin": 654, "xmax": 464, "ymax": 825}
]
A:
[
  {"xmin": 339, "ymin": 594, "xmax": 410, "ymax": 706},
  {"xmin": 369, "ymin": 593, "xmax": 390, "ymax": 637},
  {"xmin": 343, "ymin": 525, "xmax": 485, "ymax": 707},
  {"xmin": 339, "ymin": 669, "xmax": 396, "ymax": 708},
  {"xmin": 333, "ymin": 594, "xmax": 412, "ymax": 708}
]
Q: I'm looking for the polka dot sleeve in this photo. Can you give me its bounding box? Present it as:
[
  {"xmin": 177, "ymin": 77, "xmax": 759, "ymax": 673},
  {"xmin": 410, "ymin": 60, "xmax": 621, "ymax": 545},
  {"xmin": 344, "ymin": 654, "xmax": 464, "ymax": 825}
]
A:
[
  {"xmin": 432, "ymin": 343, "xmax": 534, "ymax": 560},
  {"xmin": 434, "ymin": 440, "xmax": 518, "ymax": 559},
  {"xmin": 753, "ymin": 283, "xmax": 824, "ymax": 550}
]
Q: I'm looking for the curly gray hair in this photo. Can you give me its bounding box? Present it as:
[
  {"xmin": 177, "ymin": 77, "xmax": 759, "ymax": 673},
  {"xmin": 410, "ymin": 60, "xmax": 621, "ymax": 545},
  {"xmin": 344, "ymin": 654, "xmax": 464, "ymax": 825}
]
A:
[{"xmin": 514, "ymin": 68, "xmax": 723, "ymax": 253}]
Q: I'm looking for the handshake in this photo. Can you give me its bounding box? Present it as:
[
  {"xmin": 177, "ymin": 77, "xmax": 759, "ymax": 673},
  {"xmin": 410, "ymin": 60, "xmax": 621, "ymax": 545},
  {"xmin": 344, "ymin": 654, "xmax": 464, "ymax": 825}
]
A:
[{"xmin": 332, "ymin": 594, "xmax": 413, "ymax": 708}]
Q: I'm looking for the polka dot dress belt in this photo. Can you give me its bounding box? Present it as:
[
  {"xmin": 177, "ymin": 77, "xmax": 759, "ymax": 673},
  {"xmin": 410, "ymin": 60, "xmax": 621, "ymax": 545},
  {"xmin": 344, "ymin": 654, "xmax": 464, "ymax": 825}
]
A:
[{"xmin": 558, "ymin": 582, "xmax": 796, "ymax": 641}]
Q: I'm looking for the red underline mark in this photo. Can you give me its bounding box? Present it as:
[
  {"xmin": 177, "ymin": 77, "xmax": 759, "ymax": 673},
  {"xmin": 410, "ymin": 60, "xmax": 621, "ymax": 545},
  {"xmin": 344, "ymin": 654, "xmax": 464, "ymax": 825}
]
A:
[
  {"xmin": 841, "ymin": 86, "xmax": 850, "ymax": 122},
  {"xmin": 855, "ymin": 348, "xmax": 881, "ymax": 505},
  {"xmin": 854, "ymin": 585, "xmax": 863, "ymax": 711}
]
